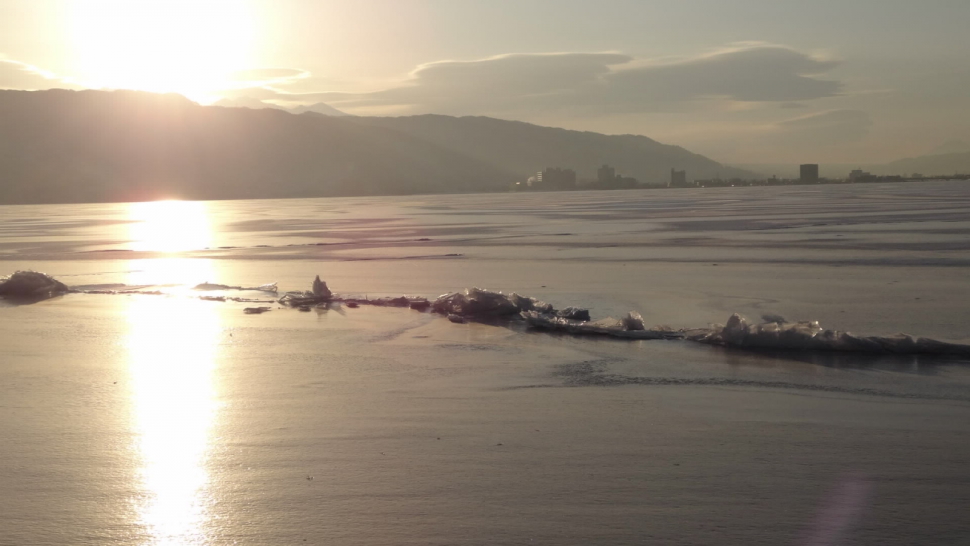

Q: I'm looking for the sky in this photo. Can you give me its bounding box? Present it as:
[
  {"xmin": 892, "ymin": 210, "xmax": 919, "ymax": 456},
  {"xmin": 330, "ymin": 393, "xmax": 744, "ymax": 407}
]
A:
[{"xmin": 1, "ymin": 0, "xmax": 968, "ymax": 165}]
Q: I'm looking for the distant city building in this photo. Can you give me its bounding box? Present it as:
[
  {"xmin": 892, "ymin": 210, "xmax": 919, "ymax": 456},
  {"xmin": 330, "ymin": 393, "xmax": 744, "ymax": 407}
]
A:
[
  {"xmin": 592, "ymin": 164, "xmax": 639, "ymax": 189},
  {"xmin": 615, "ymin": 176, "xmax": 639, "ymax": 189},
  {"xmin": 597, "ymin": 164, "xmax": 616, "ymax": 186},
  {"xmin": 512, "ymin": 166, "xmax": 952, "ymax": 193},
  {"xmin": 670, "ymin": 168, "xmax": 688, "ymax": 187},
  {"xmin": 538, "ymin": 167, "xmax": 577, "ymax": 190},
  {"xmin": 800, "ymin": 164, "xmax": 819, "ymax": 183}
]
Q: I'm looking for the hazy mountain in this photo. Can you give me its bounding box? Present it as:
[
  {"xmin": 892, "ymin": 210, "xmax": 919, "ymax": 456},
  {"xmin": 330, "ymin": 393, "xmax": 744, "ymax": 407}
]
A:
[
  {"xmin": 928, "ymin": 139, "xmax": 970, "ymax": 156},
  {"xmin": 865, "ymin": 139, "xmax": 970, "ymax": 177},
  {"xmin": 348, "ymin": 115, "xmax": 754, "ymax": 184},
  {"xmin": 0, "ymin": 89, "xmax": 511, "ymax": 204},
  {"xmin": 214, "ymin": 97, "xmax": 349, "ymax": 116},
  {"xmin": 289, "ymin": 102, "xmax": 350, "ymax": 117},
  {"xmin": 0, "ymin": 89, "xmax": 751, "ymax": 204},
  {"xmin": 736, "ymin": 150, "xmax": 970, "ymax": 179},
  {"xmin": 213, "ymin": 97, "xmax": 278, "ymax": 110},
  {"xmin": 874, "ymin": 151, "xmax": 970, "ymax": 176}
]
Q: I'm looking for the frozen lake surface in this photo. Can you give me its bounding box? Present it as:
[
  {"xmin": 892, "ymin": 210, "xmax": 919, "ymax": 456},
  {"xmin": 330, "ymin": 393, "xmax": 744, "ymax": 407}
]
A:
[{"xmin": 1, "ymin": 181, "xmax": 969, "ymax": 545}]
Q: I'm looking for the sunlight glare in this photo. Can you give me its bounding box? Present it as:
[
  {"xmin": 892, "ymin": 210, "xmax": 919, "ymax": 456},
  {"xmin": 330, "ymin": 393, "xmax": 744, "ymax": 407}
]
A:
[
  {"xmin": 69, "ymin": 0, "xmax": 256, "ymax": 101},
  {"xmin": 128, "ymin": 200, "xmax": 213, "ymax": 253},
  {"xmin": 126, "ymin": 294, "xmax": 223, "ymax": 545},
  {"xmin": 126, "ymin": 258, "xmax": 220, "ymax": 290}
]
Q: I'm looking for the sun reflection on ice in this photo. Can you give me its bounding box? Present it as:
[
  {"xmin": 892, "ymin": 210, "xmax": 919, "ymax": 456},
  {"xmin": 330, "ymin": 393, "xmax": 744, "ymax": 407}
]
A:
[
  {"xmin": 126, "ymin": 200, "xmax": 221, "ymax": 293},
  {"xmin": 126, "ymin": 276, "xmax": 223, "ymax": 544},
  {"xmin": 126, "ymin": 258, "xmax": 219, "ymax": 290},
  {"xmin": 128, "ymin": 200, "xmax": 213, "ymax": 253}
]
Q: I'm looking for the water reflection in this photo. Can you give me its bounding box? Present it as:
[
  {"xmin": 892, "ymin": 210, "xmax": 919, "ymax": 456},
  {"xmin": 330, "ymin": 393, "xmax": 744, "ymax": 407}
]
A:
[
  {"xmin": 128, "ymin": 200, "xmax": 213, "ymax": 253},
  {"xmin": 126, "ymin": 264, "xmax": 222, "ymax": 544}
]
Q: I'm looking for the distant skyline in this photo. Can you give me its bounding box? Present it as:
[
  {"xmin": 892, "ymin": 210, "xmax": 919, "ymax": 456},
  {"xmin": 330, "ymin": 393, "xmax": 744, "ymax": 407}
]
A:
[{"xmin": 1, "ymin": 0, "xmax": 968, "ymax": 165}]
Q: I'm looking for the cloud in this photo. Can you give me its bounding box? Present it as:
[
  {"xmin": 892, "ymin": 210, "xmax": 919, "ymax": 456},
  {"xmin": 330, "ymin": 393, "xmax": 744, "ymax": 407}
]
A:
[
  {"xmin": 227, "ymin": 68, "xmax": 309, "ymax": 86},
  {"xmin": 605, "ymin": 44, "xmax": 840, "ymax": 104},
  {"xmin": 359, "ymin": 52, "xmax": 632, "ymax": 111},
  {"xmin": 231, "ymin": 43, "xmax": 843, "ymax": 116},
  {"xmin": 0, "ymin": 60, "xmax": 80, "ymax": 91},
  {"xmin": 774, "ymin": 109, "xmax": 873, "ymax": 145},
  {"xmin": 217, "ymin": 71, "xmax": 349, "ymax": 105},
  {"xmin": 218, "ymin": 86, "xmax": 289, "ymax": 101}
]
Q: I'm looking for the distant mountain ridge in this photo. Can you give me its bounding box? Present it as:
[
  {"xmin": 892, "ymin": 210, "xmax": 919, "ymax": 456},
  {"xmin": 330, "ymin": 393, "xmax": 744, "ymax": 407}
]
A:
[
  {"xmin": 214, "ymin": 97, "xmax": 350, "ymax": 117},
  {"xmin": 347, "ymin": 114, "xmax": 753, "ymax": 186},
  {"xmin": 876, "ymin": 151, "xmax": 970, "ymax": 176},
  {"xmin": 0, "ymin": 89, "xmax": 752, "ymax": 204},
  {"xmin": 0, "ymin": 89, "xmax": 509, "ymax": 204},
  {"xmin": 927, "ymin": 139, "xmax": 970, "ymax": 156},
  {"xmin": 734, "ymin": 142, "xmax": 970, "ymax": 179}
]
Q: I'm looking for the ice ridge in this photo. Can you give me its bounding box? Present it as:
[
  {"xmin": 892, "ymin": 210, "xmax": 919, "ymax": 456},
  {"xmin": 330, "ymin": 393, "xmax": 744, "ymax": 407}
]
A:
[{"xmin": 3, "ymin": 271, "xmax": 969, "ymax": 357}]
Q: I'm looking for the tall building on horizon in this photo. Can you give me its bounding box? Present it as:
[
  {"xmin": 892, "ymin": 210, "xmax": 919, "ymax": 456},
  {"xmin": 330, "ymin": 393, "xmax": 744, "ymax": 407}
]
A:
[
  {"xmin": 800, "ymin": 164, "xmax": 820, "ymax": 183},
  {"xmin": 670, "ymin": 168, "xmax": 688, "ymax": 187},
  {"xmin": 597, "ymin": 164, "xmax": 616, "ymax": 186}
]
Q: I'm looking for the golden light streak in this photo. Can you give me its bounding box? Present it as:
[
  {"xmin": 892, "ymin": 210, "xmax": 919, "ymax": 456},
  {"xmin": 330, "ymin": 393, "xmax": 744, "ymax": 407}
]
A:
[{"xmin": 125, "ymin": 259, "xmax": 223, "ymax": 545}]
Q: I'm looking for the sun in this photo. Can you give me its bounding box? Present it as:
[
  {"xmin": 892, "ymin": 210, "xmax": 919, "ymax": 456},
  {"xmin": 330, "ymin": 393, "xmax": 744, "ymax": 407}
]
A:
[{"xmin": 68, "ymin": 0, "xmax": 257, "ymax": 102}]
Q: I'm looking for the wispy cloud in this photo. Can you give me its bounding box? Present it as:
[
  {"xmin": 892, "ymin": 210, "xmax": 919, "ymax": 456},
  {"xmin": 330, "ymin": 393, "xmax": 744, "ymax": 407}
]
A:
[
  {"xmin": 223, "ymin": 43, "xmax": 843, "ymax": 115},
  {"xmin": 775, "ymin": 109, "xmax": 872, "ymax": 144},
  {"xmin": 604, "ymin": 43, "xmax": 841, "ymax": 105},
  {"xmin": 0, "ymin": 59, "xmax": 81, "ymax": 91},
  {"xmin": 694, "ymin": 108, "xmax": 874, "ymax": 162},
  {"xmin": 2, "ymin": 43, "xmax": 844, "ymax": 118},
  {"xmin": 226, "ymin": 68, "xmax": 309, "ymax": 87}
]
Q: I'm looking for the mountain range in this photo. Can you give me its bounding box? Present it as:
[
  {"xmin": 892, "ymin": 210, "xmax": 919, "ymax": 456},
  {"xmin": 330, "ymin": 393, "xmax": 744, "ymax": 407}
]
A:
[
  {"xmin": 213, "ymin": 97, "xmax": 350, "ymax": 117},
  {"xmin": 0, "ymin": 88, "xmax": 755, "ymax": 204},
  {"xmin": 876, "ymin": 151, "xmax": 970, "ymax": 177}
]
